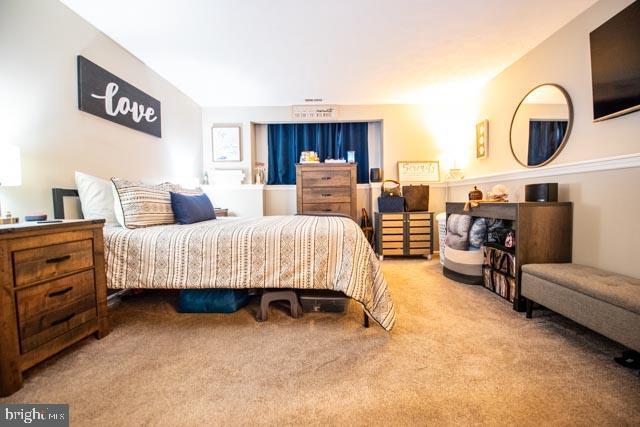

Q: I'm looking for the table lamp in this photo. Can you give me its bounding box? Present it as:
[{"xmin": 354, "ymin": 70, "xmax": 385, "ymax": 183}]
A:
[{"xmin": 0, "ymin": 144, "xmax": 22, "ymax": 224}]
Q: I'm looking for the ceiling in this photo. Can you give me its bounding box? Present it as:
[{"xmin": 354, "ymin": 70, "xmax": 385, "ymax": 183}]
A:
[{"xmin": 60, "ymin": 0, "xmax": 597, "ymax": 107}]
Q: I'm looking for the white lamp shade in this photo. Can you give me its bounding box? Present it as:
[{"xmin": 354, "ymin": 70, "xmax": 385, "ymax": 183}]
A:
[{"xmin": 0, "ymin": 144, "xmax": 22, "ymax": 187}]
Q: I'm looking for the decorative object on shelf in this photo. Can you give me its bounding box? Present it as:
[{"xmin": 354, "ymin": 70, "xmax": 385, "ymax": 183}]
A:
[
  {"xmin": 398, "ymin": 161, "xmax": 440, "ymax": 183},
  {"xmin": 0, "ymin": 143, "xmax": 21, "ymax": 224},
  {"xmin": 299, "ymin": 151, "xmax": 320, "ymax": 163},
  {"xmin": 402, "ymin": 185, "xmax": 430, "ymax": 212},
  {"xmin": 476, "ymin": 119, "xmax": 489, "ymax": 159},
  {"xmin": 487, "ymin": 184, "xmax": 509, "ymax": 202},
  {"xmin": 447, "ymin": 166, "xmax": 464, "ymax": 181},
  {"xmin": 291, "ymin": 104, "xmax": 338, "ymax": 120},
  {"xmin": 324, "ymin": 158, "xmax": 346, "ymax": 163},
  {"xmin": 202, "ymin": 171, "xmax": 210, "ymax": 185},
  {"xmin": 77, "ymin": 56, "xmax": 161, "ymax": 138},
  {"xmin": 468, "ymin": 186, "xmax": 483, "ymax": 201},
  {"xmin": 347, "ymin": 151, "xmax": 355, "ymax": 163},
  {"xmin": 211, "ymin": 124, "xmax": 242, "ymax": 162},
  {"xmin": 254, "ymin": 162, "xmax": 266, "ymax": 184},
  {"xmin": 525, "ymin": 183, "xmax": 558, "ymax": 202},
  {"xmin": 510, "ymin": 83, "xmax": 573, "ymax": 168},
  {"xmin": 369, "ymin": 168, "xmax": 382, "ymax": 182}
]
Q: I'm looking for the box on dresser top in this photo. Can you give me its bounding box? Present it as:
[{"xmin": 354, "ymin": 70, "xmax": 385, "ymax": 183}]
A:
[
  {"xmin": 296, "ymin": 163, "xmax": 358, "ymax": 221},
  {"xmin": 0, "ymin": 219, "xmax": 110, "ymax": 396}
]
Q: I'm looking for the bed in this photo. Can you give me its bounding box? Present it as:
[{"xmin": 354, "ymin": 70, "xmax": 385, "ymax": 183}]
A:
[{"xmin": 102, "ymin": 215, "xmax": 396, "ymax": 330}]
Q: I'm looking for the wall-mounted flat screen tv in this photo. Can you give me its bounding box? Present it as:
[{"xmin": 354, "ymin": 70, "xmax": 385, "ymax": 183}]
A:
[{"xmin": 589, "ymin": 0, "xmax": 640, "ymax": 122}]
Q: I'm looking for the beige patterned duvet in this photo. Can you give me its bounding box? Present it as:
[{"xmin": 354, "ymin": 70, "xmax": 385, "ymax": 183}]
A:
[{"xmin": 104, "ymin": 215, "xmax": 396, "ymax": 330}]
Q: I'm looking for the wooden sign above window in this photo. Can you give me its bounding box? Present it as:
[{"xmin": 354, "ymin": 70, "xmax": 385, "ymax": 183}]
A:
[
  {"xmin": 291, "ymin": 105, "xmax": 339, "ymax": 120},
  {"xmin": 77, "ymin": 55, "xmax": 162, "ymax": 138}
]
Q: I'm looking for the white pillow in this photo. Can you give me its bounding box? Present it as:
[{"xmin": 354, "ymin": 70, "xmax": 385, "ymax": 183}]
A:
[{"xmin": 74, "ymin": 171, "xmax": 119, "ymax": 226}]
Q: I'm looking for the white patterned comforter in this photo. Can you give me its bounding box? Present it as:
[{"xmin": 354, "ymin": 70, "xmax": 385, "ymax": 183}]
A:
[{"xmin": 103, "ymin": 216, "xmax": 396, "ymax": 330}]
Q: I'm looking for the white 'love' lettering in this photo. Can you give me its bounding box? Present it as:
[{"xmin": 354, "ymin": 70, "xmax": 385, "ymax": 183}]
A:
[{"xmin": 91, "ymin": 82, "xmax": 157, "ymax": 123}]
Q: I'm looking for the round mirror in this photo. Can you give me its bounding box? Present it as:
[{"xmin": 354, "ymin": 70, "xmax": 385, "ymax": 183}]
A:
[{"xmin": 509, "ymin": 84, "xmax": 573, "ymax": 168}]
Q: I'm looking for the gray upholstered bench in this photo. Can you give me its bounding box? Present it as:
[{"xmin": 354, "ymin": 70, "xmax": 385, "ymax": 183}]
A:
[{"xmin": 521, "ymin": 263, "xmax": 640, "ymax": 353}]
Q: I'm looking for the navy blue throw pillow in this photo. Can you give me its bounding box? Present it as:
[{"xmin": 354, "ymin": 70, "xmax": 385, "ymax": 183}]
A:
[{"xmin": 170, "ymin": 192, "xmax": 216, "ymax": 224}]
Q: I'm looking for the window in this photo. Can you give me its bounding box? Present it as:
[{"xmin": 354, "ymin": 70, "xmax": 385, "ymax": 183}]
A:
[{"xmin": 267, "ymin": 122, "xmax": 369, "ymax": 184}]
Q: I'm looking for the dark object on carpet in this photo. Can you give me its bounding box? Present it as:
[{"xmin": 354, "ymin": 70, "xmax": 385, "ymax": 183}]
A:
[
  {"xmin": 299, "ymin": 290, "xmax": 349, "ymax": 313},
  {"xmin": 256, "ymin": 290, "xmax": 303, "ymax": 321},
  {"xmin": 178, "ymin": 289, "xmax": 249, "ymax": 313},
  {"xmin": 614, "ymin": 350, "xmax": 640, "ymax": 369}
]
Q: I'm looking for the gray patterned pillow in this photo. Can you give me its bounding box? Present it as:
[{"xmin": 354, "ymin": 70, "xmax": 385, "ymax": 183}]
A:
[{"xmin": 111, "ymin": 178, "xmax": 202, "ymax": 228}]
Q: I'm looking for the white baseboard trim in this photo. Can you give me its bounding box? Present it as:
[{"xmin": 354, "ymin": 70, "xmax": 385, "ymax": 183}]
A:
[{"xmin": 446, "ymin": 153, "xmax": 640, "ymax": 187}]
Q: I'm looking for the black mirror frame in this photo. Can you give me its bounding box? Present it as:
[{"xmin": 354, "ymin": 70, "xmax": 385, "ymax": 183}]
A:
[{"xmin": 509, "ymin": 83, "xmax": 574, "ymax": 168}]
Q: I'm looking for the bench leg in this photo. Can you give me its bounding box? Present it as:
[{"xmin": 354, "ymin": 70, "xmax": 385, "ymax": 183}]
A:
[{"xmin": 525, "ymin": 298, "xmax": 533, "ymax": 319}]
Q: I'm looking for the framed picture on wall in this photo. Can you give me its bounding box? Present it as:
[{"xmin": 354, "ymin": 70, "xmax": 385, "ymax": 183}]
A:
[
  {"xmin": 476, "ymin": 119, "xmax": 489, "ymax": 159},
  {"xmin": 211, "ymin": 124, "xmax": 242, "ymax": 162},
  {"xmin": 398, "ymin": 161, "xmax": 440, "ymax": 182}
]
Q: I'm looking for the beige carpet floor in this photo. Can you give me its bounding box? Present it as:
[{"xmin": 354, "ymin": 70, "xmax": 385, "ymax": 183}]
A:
[{"xmin": 2, "ymin": 259, "xmax": 639, "ymax": 426}]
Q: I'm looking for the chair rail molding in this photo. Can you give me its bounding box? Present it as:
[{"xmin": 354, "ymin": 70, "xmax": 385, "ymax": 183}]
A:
[{"xmin": 446, "ymin": 153, "xmax": 640, "ymax": 187}]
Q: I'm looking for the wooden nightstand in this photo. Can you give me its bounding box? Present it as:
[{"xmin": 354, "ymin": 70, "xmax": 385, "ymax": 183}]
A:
[
  {"xmin": 0, "ymin": 219, "xmax": 110, "ymax": 396},
  {"xmin": 214, "ymin": 208, "xmax": 229, "ymax": 217}
]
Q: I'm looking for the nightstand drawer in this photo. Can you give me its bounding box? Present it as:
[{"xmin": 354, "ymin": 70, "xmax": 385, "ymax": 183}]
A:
[
  {"xmin": 19, "ymin": 295, "xmax": 97, "ymax": 354},
  {"xmin": 16, "ymin": 270, "xmax": 95, "ymax": 320},
  {"xmin": 13, "ymin": 239, "xmax": 94, "ymax": 287}
]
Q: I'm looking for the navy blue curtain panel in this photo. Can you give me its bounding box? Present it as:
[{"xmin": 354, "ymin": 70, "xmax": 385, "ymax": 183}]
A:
[
  {"xmin": 267, "ymin": 122, "xmax": 369, "ymax": 184},
  {"xmin": 527, "ymin": 120, "xmax": 568, "ymax": 166}
]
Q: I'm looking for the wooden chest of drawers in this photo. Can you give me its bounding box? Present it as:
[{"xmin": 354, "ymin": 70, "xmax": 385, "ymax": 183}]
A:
[
  {"xmin": 375, "ymin": 211, "xmax": 434, "ymax": 259},
  {"xmin": 0, "ymin": 220, "xmax": 110, "ymax": 396},
  {"xmin": 296, "ymin": 163, "xmax": 357, "ymax": 221}
]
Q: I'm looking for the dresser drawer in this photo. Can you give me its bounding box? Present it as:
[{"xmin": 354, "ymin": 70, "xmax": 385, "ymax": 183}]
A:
[
  {"xmin": 13, "ymin": 239, "xmax": 94, "ymax": 287},
  {"xmin": 302, "ymin": 202, "xmax": 352, "ymax": 217},
  {"xmin": 19, "ymin": 295, "xmax": 97, "ymax": 354},
  {"xmin": 16, "ymin": 270, "xmax": 96, "ymax": 321},
  {"xmin": 302, "ymin": 170, "xmax": 351, "ymax": 187},
  {"xmin": 302, "ymin": 187, "xmax": 351, "ymax": 203}
]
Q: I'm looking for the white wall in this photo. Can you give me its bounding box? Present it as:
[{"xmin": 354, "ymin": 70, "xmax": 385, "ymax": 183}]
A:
[
  {"xmin": 0, "ymin": 0, "xmax": 202, "ymax": 219},
  {"xmin": 450, "ymin": 0, "xmax": 640, "ymax": 277}
]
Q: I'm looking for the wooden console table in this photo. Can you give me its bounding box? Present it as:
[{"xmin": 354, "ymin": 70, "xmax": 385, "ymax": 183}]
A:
[{"xmin": 445, "ymin": 202, "xmax": 572, "ymax": 311}]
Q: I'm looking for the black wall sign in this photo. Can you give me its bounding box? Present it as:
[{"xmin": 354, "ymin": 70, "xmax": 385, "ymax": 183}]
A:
[{"xmin": 77, "ymin": 55, "xmax": 162, "ymax": 137}]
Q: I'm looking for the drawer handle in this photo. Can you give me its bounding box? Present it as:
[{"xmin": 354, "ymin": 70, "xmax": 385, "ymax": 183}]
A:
[
  {"xmin": 320, "ymin": 176, "xmax": 332, "ymax": 180},
  {"xmin": 45, "ymin": 255, "xmax": 71, "ymax": 264},
  {"xmin": 322, "ymin": 193, "xmax": 332, "ymax": 197},
  {"xmin": 322, "ymin": 209, "xmax": 332, "ymax": 212},
  {"xmin": 50, "ymin": 312, "xmax": 75, "ymax": 326},
  {"xmin": 47, "ymin": 287, "xmax": 73, "ymax": 298}
]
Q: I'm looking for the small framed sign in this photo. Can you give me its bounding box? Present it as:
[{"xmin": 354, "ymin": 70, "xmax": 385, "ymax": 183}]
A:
[
  {"xmin": 398, "ymin": 161, "xmax": 440, "ymax": 182},
  {"xmin": 211, "ymin": 125, "xmax": 242, "ymax": 162}
]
